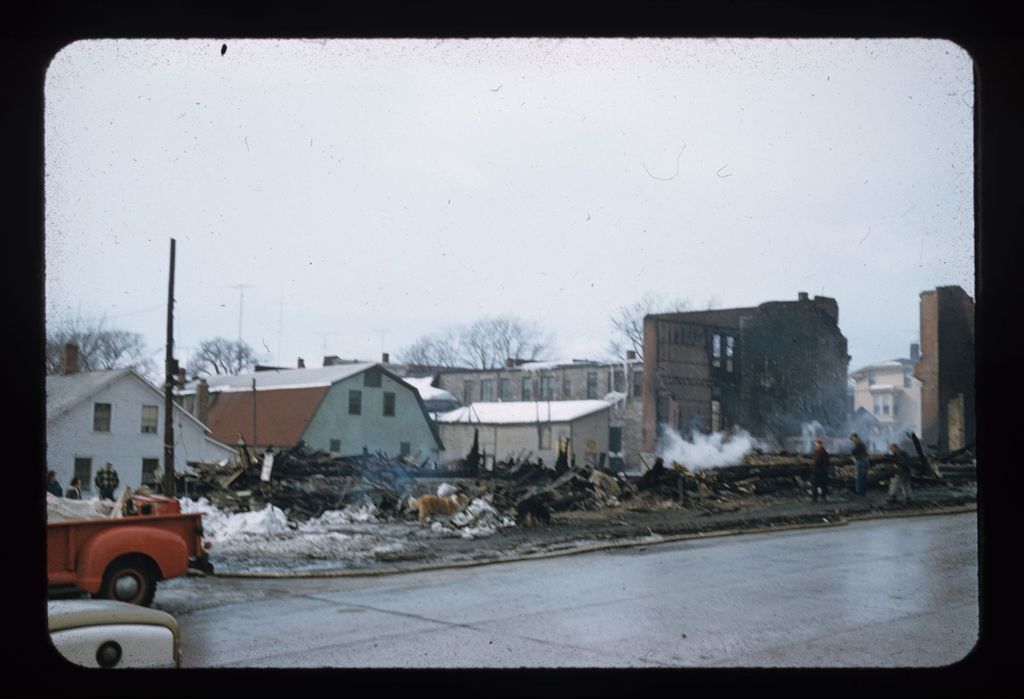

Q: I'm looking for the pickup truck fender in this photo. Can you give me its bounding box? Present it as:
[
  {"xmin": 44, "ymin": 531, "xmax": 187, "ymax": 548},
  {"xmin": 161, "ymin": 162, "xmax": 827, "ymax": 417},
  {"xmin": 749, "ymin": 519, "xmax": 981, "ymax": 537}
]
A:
[{"xmin": 76, "ymin": 526, "xmax": 190, "ymax": 594}]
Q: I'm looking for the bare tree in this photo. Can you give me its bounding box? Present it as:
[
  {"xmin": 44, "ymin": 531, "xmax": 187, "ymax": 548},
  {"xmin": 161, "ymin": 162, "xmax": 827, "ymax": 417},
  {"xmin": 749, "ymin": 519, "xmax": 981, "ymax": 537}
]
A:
[
  {"xmin": 399, "ymin": 315, "xmax": 553, "ymax": 370},
  {"xmin": 187, "ymin": 338, "xmax": 259, "ymax": 377},
  {"xmin": 469, "ymin": 315, "xmax": 550, "ymax": 369},
  {"xmin": 46, "ymin": 317, "xmax": 155, "ymax": 376},
  {"xmin": 607, "ymin": 292, "xmax": 691, "ymax": 360},
  {"xmin": 399, "ymin": 330, "xmax": 464, "ymax": 368}
]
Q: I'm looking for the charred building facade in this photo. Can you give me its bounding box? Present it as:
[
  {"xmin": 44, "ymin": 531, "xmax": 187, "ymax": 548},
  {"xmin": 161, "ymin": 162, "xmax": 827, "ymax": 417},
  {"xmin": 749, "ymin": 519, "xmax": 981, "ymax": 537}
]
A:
[
  {"xmin": 642, "ymin": 293, "xmax": 850, "ymax": 448},
  {"xmin": 914, "ymin": 286, "xmax": 975, "ymax": 453}
]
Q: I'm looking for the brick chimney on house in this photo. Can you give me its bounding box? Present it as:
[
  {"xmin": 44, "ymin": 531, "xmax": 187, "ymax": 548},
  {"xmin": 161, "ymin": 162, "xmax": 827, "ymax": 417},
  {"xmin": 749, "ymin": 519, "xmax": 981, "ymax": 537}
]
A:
[
  {"xmin": 505, "ymin": 357, "xmax": 515, "ymax": 368},
  {"xmin": 196, "ymin": 379, "xmax": 209, "ymax": 425},
  {"xmin": 60, "ymin": 343, "xmax": 79, "ymax": 375},
  {"xmin": 297, "ymin": 358, "xmax": 305, "ymax": 369},
  {"xmin": 626, "ymin": 350, "xmax": 637, "ymax": 360},
  {"xmin": 177, "ymin": 368, "xmax": 186, "ymax": 386},
  {"xmin": 382, "ymin": 353, "xmax": 390, "ymax": 364},
  {"xmin": 797, "ymin": 291, "xmax": 809, "ymax": 302}
]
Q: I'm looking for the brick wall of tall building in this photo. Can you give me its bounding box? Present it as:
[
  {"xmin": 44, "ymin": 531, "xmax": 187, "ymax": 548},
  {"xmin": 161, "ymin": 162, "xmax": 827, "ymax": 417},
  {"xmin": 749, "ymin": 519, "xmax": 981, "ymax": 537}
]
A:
[
  {"xmin": 915, "ymin": 286, "xmax": 975, "ymax": 453},
  {"xmin": 643, "ymin": 293, "xmax": 850, "ymax": 449}
]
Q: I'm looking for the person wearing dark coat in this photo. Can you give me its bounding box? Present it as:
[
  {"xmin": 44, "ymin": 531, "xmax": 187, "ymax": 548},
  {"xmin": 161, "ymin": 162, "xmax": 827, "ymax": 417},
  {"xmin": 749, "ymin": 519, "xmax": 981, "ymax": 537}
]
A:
[
  {"xmin": 887, "ymin": 444, "xmax": 913, "ymax": 504},
  {"xmin": 850, "ymin": 433, "xmax": 869, "ymax": 496},
  {"xmin": 810, "ymin": 439, "xmax": 830, "ymax": 502},
  {"xmin": 65, "ymin": 477, "xmax": 82, "ymax": 500},
  {"xmin": 46, "ymin": 470, "xmax": 63, "ymax": 498},
  {"xmin": 94, "ymin": 462, "xmax": 120, "ymax": 501}
]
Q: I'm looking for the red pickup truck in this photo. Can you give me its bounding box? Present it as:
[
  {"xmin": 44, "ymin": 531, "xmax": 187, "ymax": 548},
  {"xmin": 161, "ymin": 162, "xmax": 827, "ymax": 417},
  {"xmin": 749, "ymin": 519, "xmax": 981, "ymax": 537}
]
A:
[{"xmin": 47, "ymin": 494, "xmax": 212, "ymax": 607}]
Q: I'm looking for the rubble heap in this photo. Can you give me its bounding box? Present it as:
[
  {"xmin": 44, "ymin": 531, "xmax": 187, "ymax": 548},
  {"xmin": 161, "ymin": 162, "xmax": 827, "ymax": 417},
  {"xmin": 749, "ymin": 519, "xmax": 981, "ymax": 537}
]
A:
[{"xmin": 182, "ymin": 442, "xmax": 975, "ymax": 527}]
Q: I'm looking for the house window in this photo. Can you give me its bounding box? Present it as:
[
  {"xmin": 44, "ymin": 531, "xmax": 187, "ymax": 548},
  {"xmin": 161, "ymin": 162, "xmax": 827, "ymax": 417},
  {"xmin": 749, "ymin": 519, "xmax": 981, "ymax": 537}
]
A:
[
  {"xmin": 711, "ymin": 400, "xmax": 722, "ymax": 433},
  {"xmin": 93, "ymin": 403, "xmax": 112, "ymax": 432},
  {"xmin": 613, "ymin": 370, "xmax": 624, "ymax": 392},
  {"xmin": 587, "ymin": 372, "xmax": 598, "ymax": 399},
  {"xmin": 499, "ymin": 377, "xmax": 511, "ymax": 400},
  {"xmin": 522, "ymin": 376, "xmax": 532, "ymax": 401},
  {"xmin": 141, "ymin": 405, "xmax": 159, "ymax": 434},
  {"xmin": 400, "ymin": 441, "xmax": 411, "ymax": 456},
  {"xmin": 463, "ymin": 381, "xmax": 475, "ymax": 404},
  {"xmin": 348, "ymin": 390, "xmax": 362, "ymax": 415},
  {"xmin": 329, "ymin": 439, "xmax": 341, "ymax": 452},
  {"xmin": 540, "ymin": 376, "xmax": 554, "ymax": 400},
  {"xmin": 74, "ymin": 458, "xmax": 92, "ymax": 491},
  {"xmin": 725, "ymin": 336, "xmax": 735, "ymax": 373},
  {"xmin": 711, "ymin": 334, "xmax": 722, "ymax": 369},
  {"xmin": 903, "ymin": 367, "xmax": 912, "ymax": 388},
  {"xmin": 562, "ymin": 377, "xmax": 571, "ymax": 398},
  {"xmin": 364, "ymin": 368, "xmax": 382, "ymax": 387},
  {"xmin": 873, "ymin": 396, "xmax": 880, "ymax": 415},
  {"xmin": 893, "ymin": 402, "xmax": 899, "ymax": 417},
  {"xmin": 633, "ymin": 370, "xmax": 643, "ymax": 397},
  {"xmin": 383, "ymin": 392, "xmax": 396, "ymax": 417},
  {"xmin": 480, "ymin": 379, "xmax": 494, "ymax": 401},
  {"xmin": 142, "ymin": 458, "xmax": 160, "ymax": 485},
  {"xmin": 868, "ymin": 372, "xmax": 875, "ymax": 386}
]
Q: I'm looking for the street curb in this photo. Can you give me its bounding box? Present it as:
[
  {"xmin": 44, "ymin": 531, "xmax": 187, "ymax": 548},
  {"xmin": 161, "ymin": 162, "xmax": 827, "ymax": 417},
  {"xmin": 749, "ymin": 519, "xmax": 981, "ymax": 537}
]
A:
[{"xmin": 208, "ymin": 502, "xmax": 976, "ymax": 580}]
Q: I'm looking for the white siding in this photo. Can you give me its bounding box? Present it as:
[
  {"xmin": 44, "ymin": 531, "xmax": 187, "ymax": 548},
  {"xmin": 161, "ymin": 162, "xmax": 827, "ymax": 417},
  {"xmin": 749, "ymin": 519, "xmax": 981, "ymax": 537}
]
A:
[{"xmin": 46, "ymin": 373, "xmax": 233, "ymax": 493}]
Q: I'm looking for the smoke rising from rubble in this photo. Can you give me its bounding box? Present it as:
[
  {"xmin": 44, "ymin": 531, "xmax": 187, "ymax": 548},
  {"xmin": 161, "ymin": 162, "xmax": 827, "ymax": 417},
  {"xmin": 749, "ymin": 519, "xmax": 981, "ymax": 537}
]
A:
[{"xmin": 655, "ymin": 424, "xmax": 755, "ymax": 471}]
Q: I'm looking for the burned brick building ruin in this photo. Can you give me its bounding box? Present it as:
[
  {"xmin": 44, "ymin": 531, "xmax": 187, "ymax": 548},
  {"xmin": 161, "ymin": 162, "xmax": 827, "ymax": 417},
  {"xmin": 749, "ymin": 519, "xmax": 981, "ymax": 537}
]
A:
[
  {"xmin": 915, "ymin": 285, "xmax": 975, "ymax": 454},
  {"xmin": 642, "ymin": 292, "xmax": 850, "ymax": 449}
]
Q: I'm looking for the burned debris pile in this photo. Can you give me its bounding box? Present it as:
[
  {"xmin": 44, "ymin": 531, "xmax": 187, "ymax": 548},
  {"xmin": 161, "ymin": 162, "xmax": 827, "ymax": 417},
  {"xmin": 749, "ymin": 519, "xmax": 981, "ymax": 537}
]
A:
[{"xmin": 182, "ymin": 439, "xmax": 976, "ymax": 527}]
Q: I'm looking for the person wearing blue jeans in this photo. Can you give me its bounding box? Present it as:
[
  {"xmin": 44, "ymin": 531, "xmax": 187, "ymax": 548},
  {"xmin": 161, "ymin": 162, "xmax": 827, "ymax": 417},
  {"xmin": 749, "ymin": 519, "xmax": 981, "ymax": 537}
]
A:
[{"xmin": 850, "ymin": 433, "xmax": 869, "ymax": 496}]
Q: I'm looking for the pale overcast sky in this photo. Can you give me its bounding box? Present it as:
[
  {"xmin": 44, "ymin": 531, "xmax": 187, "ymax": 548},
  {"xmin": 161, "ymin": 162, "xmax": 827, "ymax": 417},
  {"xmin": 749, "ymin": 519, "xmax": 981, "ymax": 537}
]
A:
[{"xmin": 44, "ymin": 38, "xmax": 974, "ymax": 374}]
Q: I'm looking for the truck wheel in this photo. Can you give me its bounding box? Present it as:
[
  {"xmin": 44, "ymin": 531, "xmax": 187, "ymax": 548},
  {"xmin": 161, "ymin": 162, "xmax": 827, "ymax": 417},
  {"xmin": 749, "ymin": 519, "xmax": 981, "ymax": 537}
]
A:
[{"xmin": 99, "ymin": 557, "xmax": 158, "ymax": 607}]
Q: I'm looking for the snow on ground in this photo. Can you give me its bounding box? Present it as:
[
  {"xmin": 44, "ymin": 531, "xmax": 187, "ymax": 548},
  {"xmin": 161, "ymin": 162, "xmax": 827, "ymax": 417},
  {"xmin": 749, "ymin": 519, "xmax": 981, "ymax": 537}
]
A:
[{"xmin": 179, "ymin": 494, "xmax": 515, "ymax": 573}]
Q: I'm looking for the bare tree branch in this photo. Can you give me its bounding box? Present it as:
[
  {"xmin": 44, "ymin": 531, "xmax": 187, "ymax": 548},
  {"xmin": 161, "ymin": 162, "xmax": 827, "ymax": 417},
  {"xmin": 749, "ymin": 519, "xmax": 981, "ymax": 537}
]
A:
[
  {"xmin": 399, "ymin": 315, "xmax": 553, "ymax": 370},
  {"xmin": 186, "ymin": 338, "xmax": 260, "ymax": 377},
  {"xmin": 607, "ymin": 292, "xmax": 690, "ymax": 360},
  {"xmin": 46, "ymin": 316, "xmax": 156, "ymax": 376}
]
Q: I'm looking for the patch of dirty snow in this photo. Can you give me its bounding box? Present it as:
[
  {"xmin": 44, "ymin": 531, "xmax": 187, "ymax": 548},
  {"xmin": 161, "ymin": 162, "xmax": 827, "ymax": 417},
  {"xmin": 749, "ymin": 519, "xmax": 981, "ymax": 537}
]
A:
[{"xmin": 436, "ymin": 482, "xmax": 459, "ymax": 497}]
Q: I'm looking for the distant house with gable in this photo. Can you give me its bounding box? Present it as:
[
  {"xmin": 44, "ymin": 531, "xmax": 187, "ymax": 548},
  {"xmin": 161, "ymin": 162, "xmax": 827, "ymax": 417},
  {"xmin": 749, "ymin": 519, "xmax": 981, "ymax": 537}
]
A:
[
  {"xmin": 46, "ymin": 344, "xmax": 235, "ymax": 495},
  {"xmin": 178, "ymin": 361, "xmax": 443, "ymax": 460}
]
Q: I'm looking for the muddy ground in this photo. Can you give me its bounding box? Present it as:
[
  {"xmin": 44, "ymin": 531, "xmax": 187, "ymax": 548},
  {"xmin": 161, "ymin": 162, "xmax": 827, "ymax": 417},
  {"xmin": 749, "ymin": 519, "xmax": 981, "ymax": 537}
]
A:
[{"xmin": 210, "ymin": 477, "xmax": 977, "ymax": 577}]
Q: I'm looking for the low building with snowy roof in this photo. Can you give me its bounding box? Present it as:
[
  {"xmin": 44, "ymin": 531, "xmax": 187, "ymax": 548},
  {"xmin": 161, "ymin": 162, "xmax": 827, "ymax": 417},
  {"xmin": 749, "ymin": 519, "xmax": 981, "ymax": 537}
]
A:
[
  {"xmin": 434, "ymin": 355, "xmax": 643, "ymax": 470},
  {"xmin": 177, "ymin": 361, "xmax": 443, "ymax": 460},
  {"xmin": 46, "ymin": 344, "xmax": 235, "ymax": 496},
  {"xmin": 434, "ymin": 398, "xmax": 616, "ymax": 470}
]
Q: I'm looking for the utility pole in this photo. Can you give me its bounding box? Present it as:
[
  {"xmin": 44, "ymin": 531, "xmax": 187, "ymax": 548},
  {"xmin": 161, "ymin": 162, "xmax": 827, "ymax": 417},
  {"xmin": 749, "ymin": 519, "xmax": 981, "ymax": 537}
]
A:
[{"xmin": 163, "ymin": 239, "xmax": 178, "ymax": 497}]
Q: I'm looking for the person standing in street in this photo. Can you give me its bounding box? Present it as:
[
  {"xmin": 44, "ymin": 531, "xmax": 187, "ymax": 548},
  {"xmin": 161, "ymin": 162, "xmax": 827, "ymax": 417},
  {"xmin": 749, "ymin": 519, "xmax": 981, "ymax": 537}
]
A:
[
  {"xmin": 811, "ymin": 438, "xmax": 830, "ymax": 503},
  {"xmin": 850, "ymin": 433, "xmax": 869, "ymax": 496},
  {"xmin": 46, "ymin": 470, "xmax": 63, "ymax": 497},
  {"xmin": 887, "ymin": 444, "xmax": 913, "ymax": 504},
  {"xmin": 65, "ymin": 477, "xmax": 82, "ymax": 500},
  {"xmin": 94, "ymin": 462, "xmax": 120, "ymax": 501}
]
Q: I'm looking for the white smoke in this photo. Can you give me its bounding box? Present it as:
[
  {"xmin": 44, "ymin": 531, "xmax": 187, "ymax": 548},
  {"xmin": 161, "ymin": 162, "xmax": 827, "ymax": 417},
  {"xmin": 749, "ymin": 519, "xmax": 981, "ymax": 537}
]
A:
[
  {"xmin": 655, "ymin": 424, "xmax": 755, "ymax": 471},
  {"xmin": 800, "ymin": 420, "xmax": 827, "ymax": 453}
]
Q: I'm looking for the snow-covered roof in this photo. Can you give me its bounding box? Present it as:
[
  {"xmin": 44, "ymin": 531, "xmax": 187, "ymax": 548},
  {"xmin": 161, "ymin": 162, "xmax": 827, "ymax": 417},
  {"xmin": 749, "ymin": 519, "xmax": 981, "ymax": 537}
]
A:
[
  {"xmin": 402, "ymin": 376, "xmax": 458, "ymax": 403},
  {"xmin": 46, "ymin": 368, "xmax": 212, "ymax": 433},
  {"xmin": 436, "ymin": 400, "xmax": 611, "ymax": 425},
  {"xmin": 46, "ymin": 369, "xmax": 129, "ymax": 421},
  {"xmin": 850, "ymin": 358, "xmax": 913, "ymax": 377},
  {"xmin": 182, "ymin": 363, "xmax": 376, "ymax": 394},
  {"xmin": 515, "ymin": 358, "xmax": 641, "ymax": 371}
]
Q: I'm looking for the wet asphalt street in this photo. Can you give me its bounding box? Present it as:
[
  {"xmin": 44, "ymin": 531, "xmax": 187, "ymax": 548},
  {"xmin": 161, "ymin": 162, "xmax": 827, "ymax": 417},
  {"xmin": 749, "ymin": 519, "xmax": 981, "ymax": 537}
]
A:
[{"xmin": 156, "ymin": 512, "xmax": 978, "ymax": 667}]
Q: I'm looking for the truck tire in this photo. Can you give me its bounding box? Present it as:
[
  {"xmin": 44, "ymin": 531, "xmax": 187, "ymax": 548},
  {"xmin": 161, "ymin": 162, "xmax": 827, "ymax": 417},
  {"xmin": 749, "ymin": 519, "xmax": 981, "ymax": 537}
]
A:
[{"xmin": 98, "ymin": 556, "xmax": 158, "ymax": 607}]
